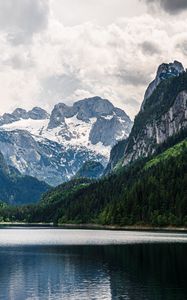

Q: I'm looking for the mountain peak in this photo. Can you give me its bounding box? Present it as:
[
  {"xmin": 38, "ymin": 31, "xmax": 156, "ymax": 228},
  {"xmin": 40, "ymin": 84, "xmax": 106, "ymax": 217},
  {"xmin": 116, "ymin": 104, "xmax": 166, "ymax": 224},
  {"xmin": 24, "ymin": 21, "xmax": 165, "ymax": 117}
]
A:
[
  {"xmin": 12, "ymin": 108, "xmax": 28, "ymax": 119},
  {"xmin": 157, "ymin": 60, "xmax": 184, "ymax": 81},
  {"xmin": 28, "ymin": 107, "xmax": 49, "ymax": 120},
  {"xmin": 142, "ymin": 60, "xmax": 185, "ymax": 110},
  {"xmin": 73, "ymin": 96, "xmax": 114, "ymax": 121},
  {"xmin": 48, "ymin": 96, "xmax": 131, "ymax": 129},
  {"xmin": 0, "ymin": 106, "xmax": 49, "ymax": 126}
]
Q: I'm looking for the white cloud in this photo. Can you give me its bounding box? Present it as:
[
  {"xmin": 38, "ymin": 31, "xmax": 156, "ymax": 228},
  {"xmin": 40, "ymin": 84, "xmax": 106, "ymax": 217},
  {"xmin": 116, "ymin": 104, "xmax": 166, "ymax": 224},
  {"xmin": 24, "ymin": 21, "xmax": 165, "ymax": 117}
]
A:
[
  {"xmin": 0, "ymin": 0, "xmax": 187, "ymax": 119},
  {"xmin": 51, "ymin": 0, "xmax": 146, "ymax": 26},
  {"xmin": 0, "ymin": 0, "xmax": 49, "ymax": 44}
]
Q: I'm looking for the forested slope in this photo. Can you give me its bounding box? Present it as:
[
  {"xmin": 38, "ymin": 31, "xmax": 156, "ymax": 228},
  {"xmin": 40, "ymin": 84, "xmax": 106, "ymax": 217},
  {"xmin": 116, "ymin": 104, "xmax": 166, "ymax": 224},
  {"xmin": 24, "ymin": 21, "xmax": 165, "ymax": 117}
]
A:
[{"xmin": 1, "ymin": 137, "xmax": 186, "ymax": 227}]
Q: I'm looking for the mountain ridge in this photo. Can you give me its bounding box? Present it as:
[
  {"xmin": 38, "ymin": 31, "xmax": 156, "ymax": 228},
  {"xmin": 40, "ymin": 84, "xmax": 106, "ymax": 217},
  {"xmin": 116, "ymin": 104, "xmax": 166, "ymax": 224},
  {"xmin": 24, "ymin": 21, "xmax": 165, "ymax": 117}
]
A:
[{"xmin": 0, "ymin": 96, "xmax": 132, "ymax": 185}]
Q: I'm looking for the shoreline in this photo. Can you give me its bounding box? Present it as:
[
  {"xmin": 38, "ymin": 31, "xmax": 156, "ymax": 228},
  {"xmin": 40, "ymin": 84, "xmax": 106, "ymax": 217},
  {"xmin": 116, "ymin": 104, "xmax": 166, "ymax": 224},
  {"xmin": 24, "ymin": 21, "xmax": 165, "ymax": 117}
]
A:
[
  {"xmin": 59, "ymin": 223, "xmax": 187, "ymax": 232},
  {"xmin": 0, "ymin": 222, "xmax": 187, "ymax": 232}
]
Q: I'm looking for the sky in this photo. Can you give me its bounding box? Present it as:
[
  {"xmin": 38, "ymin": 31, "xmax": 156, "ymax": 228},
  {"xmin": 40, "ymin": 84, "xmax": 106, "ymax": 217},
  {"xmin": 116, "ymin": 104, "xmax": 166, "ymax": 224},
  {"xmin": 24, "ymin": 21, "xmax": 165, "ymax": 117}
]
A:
[{"xmin": 0, "ymin": 0, "xmax": 187, "ymax": 119}]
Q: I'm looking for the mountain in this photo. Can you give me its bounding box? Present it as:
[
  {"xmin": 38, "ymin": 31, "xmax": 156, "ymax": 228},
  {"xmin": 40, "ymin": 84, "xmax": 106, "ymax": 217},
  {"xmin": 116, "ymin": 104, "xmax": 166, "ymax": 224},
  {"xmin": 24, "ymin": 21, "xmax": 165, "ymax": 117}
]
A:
[
  {"xmin": 104, "ymin": 139, "xmax": 128, "ymax": 174},
  {"xmin": 141, "ymin": 60, "xmax": 185, "ymax": 110},
  {"xmin": 0, "ymin": 61, "xmax": 186, "ymax": 226},
  {"xmin": 106, "ymin": 61, "xmax": 187, "ymax": 172},
  {"xmin": 0, "ymin": 107, "xmax": 49, "ymax": 126},
  {"xmin": 75, "ymin": 161, "xmax": 104, "ymax": 179},
  {"xmin": 0, "ymin": 151, "xmax": 49, "ymax": 205},
  {"xmin": 0, "ymin": 97, "xmax": 132, "ymax": 186}
]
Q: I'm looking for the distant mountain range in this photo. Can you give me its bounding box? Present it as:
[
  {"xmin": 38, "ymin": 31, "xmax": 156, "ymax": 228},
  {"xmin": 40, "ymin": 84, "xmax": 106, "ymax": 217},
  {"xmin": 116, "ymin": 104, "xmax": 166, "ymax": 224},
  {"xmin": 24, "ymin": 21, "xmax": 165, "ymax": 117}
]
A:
[{"xmin": 0, "ymin": 96, "xmax": 132, "ymax": 186}]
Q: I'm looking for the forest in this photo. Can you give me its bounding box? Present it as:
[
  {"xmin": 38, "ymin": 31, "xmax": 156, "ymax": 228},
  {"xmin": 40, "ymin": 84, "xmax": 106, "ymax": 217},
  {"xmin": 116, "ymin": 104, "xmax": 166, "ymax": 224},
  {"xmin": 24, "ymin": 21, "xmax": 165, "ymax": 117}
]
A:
[{"xmin": 0, "ymin": 134, "xmax": 186, "ymax": 228}]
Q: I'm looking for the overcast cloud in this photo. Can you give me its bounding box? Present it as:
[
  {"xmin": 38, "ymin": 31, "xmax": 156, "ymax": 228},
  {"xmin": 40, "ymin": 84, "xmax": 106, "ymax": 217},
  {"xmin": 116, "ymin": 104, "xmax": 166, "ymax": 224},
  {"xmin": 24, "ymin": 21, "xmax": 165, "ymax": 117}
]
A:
[
  {"xmin": 0, "ymin": 0, "xmax": 49, "ymax": 44},
  {"xmin": 142, "ymin": 0, "xmax": 187, "ymax": 14},
  {"xmin": 0, "ymin": 0, "xmax": 187, "ymax": 118}
]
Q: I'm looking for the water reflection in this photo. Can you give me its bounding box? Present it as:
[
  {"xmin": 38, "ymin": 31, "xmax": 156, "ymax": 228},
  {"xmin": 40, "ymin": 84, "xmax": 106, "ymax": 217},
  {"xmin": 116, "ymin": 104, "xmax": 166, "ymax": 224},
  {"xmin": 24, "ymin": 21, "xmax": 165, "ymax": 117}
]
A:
[{"xmin": 0, "ymin": 242, "xmax": 187, "ymax": 300}]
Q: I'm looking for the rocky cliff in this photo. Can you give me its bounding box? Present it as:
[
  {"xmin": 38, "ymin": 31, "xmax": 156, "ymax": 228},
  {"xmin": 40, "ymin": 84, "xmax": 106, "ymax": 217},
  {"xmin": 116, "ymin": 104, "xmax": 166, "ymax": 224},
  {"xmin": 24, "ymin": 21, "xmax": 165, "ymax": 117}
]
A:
[
  {"xmin": 105, "ymin": 61, "xmax": 187, "ymax": 173},
  {"xmin": 122, "ymin": 61, "xmax": 187, "ymax": 166}
]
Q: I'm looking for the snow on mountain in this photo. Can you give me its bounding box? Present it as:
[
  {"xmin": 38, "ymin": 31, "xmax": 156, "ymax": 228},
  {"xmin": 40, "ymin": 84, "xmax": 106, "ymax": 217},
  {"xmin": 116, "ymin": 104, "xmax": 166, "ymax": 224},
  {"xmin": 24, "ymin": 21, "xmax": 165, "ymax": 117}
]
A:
[
  {"xmin": 0, "ymin": 97, "xmax": 133, "ymax": 185},
  {"xmin": 1, "ymin": 116, "xmax": 110, "ymax": 157}
]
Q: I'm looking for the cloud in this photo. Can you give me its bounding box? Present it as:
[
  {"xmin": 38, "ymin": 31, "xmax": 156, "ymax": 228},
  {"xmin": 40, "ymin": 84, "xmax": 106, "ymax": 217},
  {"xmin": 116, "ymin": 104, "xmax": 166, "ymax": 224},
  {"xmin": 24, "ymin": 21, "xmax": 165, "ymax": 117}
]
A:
[
  {"xmin": 51, "ymin": 0, "xmax": 145, "ymax": 26},
  {"xmin": 0, "ymin": 0, "xmax": 49, "ymax": 44},
  {"xmin": 0, "ymin": 1, "xmax": 187, "ymax": 119},
  {"xmin": 140, "ymin": 41, "xmax": 161, "ymax": 55},
  {"xmin": 176, "ymin": 39, "xmax": 187, "ymax": 56},
  {"xmin": 4, "ymin": 53, "xmax": 34, "ymax": 70},
  {"xmin": 41, "ymin": 74, "xmax": 82, "ymax": 102},
  {"xmin": 142, "ymin": 0, "xmax": 187, "ymax": 15},
  {"xmin": 124, "ymin": 98, "xmax": 140, "ymax": 107},
  {"xmin": 117, "ymin": 67, "xmax": 151, "ymax": 86}
]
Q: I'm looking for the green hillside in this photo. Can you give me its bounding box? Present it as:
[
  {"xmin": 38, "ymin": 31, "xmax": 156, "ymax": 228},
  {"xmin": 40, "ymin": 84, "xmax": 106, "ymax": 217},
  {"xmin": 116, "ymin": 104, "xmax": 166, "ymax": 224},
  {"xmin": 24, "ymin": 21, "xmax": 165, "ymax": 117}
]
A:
[
  {"xmin": 145, "ymin": 139, "xmax": 187, "ymax": 169},
  {"xmin": 0, "ymin": 138, "xmax": 186, "ymax": 226}
]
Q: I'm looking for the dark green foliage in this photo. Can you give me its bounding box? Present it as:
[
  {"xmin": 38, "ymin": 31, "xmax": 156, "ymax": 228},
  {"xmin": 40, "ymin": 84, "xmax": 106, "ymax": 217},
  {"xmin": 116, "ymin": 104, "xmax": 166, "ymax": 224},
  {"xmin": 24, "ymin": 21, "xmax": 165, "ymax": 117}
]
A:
[
  {"xmin": 0, "ymin": 139, "xmax": 186, "ymax": 226},
  {"xmin": 0, "ymin": 151, "xmax": 49, "ymax": 205},
  {"xmin": 41, "ymin": 178, "xmax": 92, "ymax": 205},
  {"xmin": 75, "ymin": 161, "xmax": 104, "ymax": 179}
]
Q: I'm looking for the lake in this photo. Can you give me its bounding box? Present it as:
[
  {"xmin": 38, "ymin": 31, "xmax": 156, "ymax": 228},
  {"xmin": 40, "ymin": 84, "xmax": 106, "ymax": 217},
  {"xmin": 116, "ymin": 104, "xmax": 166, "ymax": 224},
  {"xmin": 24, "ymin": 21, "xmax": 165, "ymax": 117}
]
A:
[{"xmin": 0, "ymin": 227, "xmax": 187, "ymax": 300}]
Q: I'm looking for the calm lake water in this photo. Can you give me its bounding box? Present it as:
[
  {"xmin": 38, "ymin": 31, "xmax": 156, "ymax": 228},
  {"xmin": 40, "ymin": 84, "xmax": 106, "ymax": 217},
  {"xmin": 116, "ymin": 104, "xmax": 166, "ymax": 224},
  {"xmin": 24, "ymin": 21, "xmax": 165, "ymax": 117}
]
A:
[{"xmin": 0, "ymin": 228, "xmax": 187, "ymax": 300}]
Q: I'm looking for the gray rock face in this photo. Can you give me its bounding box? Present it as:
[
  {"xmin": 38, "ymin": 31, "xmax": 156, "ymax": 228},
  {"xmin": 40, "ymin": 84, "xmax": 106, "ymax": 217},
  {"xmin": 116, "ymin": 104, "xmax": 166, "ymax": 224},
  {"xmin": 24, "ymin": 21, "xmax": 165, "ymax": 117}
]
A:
[
  {"xmin": 89, "ymin": 103, "xmax": 132, "ymax": 147},
  {"xmin": 141, "ymin": 60, "xmax": 185, "ymax": 110},
  {"xmin": 48, "ymin": 103, "xmax": 74, "ymax": 129},
  {"xmin": 123, "ymin": 81, "xmax": 187, "ymax": 166},
  {"xmin": 89, "ymin": 115, "xmax": 130, "ymax": 147},
  {"xmin": 74, "ymin": 96, "xmax": 114, "ymax": 121}
]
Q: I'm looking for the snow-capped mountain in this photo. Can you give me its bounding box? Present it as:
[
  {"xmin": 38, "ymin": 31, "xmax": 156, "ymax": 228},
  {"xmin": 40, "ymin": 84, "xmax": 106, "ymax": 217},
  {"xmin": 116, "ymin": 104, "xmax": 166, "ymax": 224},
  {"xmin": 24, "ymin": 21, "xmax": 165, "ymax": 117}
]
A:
[{"xmin": 0, "ymin": 96, "xmax": 132, "ymax": 185}]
